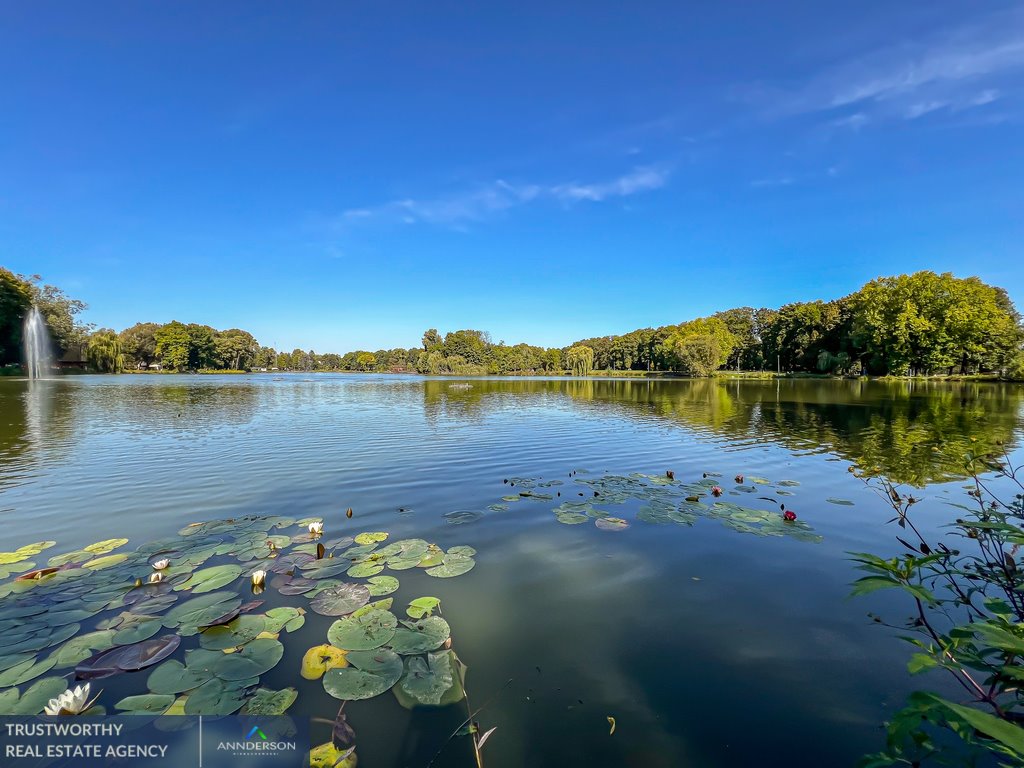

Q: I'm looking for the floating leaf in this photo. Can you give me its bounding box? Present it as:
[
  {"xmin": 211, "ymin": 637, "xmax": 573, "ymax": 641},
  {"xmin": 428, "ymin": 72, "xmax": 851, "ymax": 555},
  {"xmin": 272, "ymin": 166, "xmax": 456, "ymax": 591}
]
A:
[
  {"xmin": 346, "ymin": 561, "xmax": 384, "ymax": 578},
  {"xmin": 183, "ymin": 677, "xmax": 249, "ymax": 715},
  {"xmin": 241, "ymin": 687, "xmax": 298, "ymax": 715},
  {"xmin": 264, "ymin": 606, "xmax": 306, "ymax": 634},
  {"xmin": 176, "ymin": 564, "xmax": 243, "ymax": 594},
  {"xmin": 366, "ymin": 576, "xmax": 399, "ymax": 596},
  {"xmin": 146, "ymin": 659, "xmax": 208, "ymax": 694},
  {"xmin": 406, "ymin": 597, "xmax": 441, "ymax": 619},
  {"xmin": 76, "ymin": 634, "xmax": 181, "ymax": 679},
  {"xmin": 327, "ymin": 608, "xmax": 397, "ymax": 650},
  {"xmin": 323, "ymin": 649, "xmax": 403, "ymax": 700},
  {"xmin": 83, "ymin": 553, "xmax": 129, "ymax": 570},
  {"xmin": 311, "ymin": 584, "xmax": 371, "ymax": 617},
  {"xmin": 826, "ymin": 498, "xmax": 855, "ymax": 506},
  {"xmin": 52, "ymin": 630, "xmax": 116, "ymax": 669},
  {"xmin": 425, "ymin": 555, "xmax": 476, "ymax": 579},
  {"xmin": 354, "ymin": 532, "xmax": 389, "ymax": 545},
  {"xmin": 199, "ymin": 615, "xmax": 267, "ymax": 650},
  {"xmin": 392, "ymin": 650, "xmax": 466, "ymax": 709},
  {"xmin": 0, "ymin": 677, "xmax": 69, "ymax": 715},
  {"xmin": 0, "ymin": 656, "xmax": 57, "ymax": 687},
  {"xmin": 310, "ymin": 742, "xmax": 357, "ymax": 768},
  {"xmin": 84, "ymin": 538, "xmax": 130, "ymax": 555},
  {"xmin": 115, "ymin": 694, "xmax": 175, "ymax": 714},
  {"xmin": 390, "ymin": 617, "xmax": 451, "ymax": 655},
  {"xmin": 301, "ymin": 644, "xmax": 349, "ymax": 680}
]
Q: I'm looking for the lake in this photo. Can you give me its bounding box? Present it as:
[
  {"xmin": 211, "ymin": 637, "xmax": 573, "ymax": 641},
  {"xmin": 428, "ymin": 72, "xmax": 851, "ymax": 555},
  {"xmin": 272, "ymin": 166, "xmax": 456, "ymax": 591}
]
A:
[{"xmin": 2, "ymin": 374, "xmax": 1022, "ymax": 767}]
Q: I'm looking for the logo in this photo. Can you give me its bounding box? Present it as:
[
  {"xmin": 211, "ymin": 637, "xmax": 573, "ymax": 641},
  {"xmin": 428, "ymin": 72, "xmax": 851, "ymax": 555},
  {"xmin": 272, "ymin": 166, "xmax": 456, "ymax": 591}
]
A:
[{"xmin": 216, "ymin": 722, "xmax": 298, "ymax": 759}]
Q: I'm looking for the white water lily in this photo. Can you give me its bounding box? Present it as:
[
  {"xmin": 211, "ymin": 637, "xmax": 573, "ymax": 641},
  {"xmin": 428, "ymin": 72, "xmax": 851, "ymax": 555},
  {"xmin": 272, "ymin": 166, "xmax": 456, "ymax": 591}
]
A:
[
  {"xmin": 44, "ymin": 684, "xmax": 95, "ymax": 716},
  {"xmin": 251, "ymin": 569, "xmax": 267, "ymax": 586},
  {"xmin": 152, "ymin": 558, "xmax": 170, "ymax": 570},
  {"xmin": 308, "ymin": 521, "xmax": 324, "ymax": 536},
  {"xmin": 148, "ymin": 572, "xmax": 164, "ymax": 584}
]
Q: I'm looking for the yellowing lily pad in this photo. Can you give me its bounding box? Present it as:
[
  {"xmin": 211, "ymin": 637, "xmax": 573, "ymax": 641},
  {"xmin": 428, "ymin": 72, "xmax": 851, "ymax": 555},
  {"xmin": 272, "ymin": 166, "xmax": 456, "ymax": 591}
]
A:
[{"xmin": 301, "ymin": 644, "xmax": 349, "ymax": 680}]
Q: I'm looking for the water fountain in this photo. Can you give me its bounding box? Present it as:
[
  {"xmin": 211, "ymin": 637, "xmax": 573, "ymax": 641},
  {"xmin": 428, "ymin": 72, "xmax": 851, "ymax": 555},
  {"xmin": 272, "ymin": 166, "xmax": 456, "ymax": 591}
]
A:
[{"xmin": 23, "ymin": 306, "xmax": 54, "ymax": 379}]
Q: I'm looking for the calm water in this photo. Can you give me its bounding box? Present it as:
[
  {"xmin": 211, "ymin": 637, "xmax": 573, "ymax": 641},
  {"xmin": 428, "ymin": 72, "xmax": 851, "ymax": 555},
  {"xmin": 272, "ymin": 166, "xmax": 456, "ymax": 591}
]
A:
[{"xmin": 2, "ymin": 374, "xmax": 1023, "ymax": 767}]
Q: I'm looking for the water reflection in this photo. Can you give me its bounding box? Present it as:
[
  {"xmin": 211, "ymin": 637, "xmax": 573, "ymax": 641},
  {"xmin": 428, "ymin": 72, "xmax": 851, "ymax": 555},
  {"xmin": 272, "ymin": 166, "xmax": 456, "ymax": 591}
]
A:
[{"xmin": 421, "ymin": 377, "xmax": 1024, "ymax": 485}]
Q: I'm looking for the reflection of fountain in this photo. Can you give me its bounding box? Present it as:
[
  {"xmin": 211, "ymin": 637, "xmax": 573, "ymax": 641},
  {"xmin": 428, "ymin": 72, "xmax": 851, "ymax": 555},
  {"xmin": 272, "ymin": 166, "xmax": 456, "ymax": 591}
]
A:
[{"xmin": 23, "ymin": 307, "xmax": 53, "ymax": 379}]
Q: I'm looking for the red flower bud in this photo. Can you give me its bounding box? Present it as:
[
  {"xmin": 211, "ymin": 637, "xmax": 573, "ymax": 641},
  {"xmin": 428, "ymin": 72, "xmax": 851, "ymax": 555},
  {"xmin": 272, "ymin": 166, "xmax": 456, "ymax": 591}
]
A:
[
  {"xmin": 711, "ymin": 486, "xmax": 723, "ymax": 497},
  {"xmin": 783, "ymin": 510, "xmax": 797, "ymax": 522}
]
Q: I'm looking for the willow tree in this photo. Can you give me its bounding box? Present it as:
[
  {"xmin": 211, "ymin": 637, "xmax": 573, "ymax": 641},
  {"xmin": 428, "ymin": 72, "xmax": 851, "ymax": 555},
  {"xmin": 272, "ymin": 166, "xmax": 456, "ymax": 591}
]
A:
[
  {"xmin": 86, "ymin": 329, "xmax": 124, "ymax": 373},
  {"xmin": 663, "ymin": 317, "xmax": 736, "ymax": 376},
  {"xmin": 565, "ymin": 345, "xmax": 594, "ymax": 376}
]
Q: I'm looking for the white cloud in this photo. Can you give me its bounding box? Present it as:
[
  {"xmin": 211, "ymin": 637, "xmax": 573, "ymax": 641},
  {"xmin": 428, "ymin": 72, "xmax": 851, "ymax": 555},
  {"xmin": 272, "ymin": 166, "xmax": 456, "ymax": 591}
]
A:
[
  {"xmin": 336, "ymin": 166, "xmax": 670, "ymax": 228},
  {"xmin": 753, "ymin": 8, "xmax": 1024, "ymax": 126}
]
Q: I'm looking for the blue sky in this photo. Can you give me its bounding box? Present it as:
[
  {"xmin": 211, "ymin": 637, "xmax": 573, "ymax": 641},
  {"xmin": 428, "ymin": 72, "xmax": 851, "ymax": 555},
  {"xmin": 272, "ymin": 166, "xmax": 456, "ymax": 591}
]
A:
[{"xmin": 1, "ymin": 2, "xmax": 1022, "ymax": 352}]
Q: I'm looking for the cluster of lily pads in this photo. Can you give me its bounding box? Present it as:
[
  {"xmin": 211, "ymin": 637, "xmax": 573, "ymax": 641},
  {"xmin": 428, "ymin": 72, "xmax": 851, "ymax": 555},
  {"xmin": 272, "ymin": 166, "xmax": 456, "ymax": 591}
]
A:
[
  {"xmin": 0, "ymin": 515, "xmax": 479, "ymax": 766},
  {"xmin": 455, "ymin": 471, "xmax": 823, "ymax": 542}
]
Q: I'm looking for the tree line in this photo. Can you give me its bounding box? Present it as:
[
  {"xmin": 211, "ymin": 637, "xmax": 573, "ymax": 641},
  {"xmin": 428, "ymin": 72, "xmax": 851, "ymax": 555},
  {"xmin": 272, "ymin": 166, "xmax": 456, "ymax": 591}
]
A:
[{"xmin": 2, "ymin": 267, "xmax": 1022, "ymax": 377}]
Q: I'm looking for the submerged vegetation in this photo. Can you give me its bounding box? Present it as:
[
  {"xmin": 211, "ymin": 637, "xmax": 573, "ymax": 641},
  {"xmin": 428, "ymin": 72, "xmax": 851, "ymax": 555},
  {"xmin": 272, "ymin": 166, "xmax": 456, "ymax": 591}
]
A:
[
  {"xmin": 852, "ymin": 453, "xmax": 1024, "ymax": 766},
  {"xmin": 3, "ymin": 266, "xmax": 1022, "ymax": 377}
]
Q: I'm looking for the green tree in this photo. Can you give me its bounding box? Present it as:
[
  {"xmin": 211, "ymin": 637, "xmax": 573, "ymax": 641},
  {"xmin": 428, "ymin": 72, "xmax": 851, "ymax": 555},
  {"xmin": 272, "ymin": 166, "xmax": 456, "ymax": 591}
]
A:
[
  {"xmin": 213, "ymin": 329, "xmax": 259, "ymax": 370},
  {"xmin": 154, "ymin": 321, "xmax": 191, "ymax": 371},
  {"xmin": 663, "ymin": 317, "xmax": 736, "ymax": 374},
  {"xmin": 565, "ymin": 345, "xmax": 594, "ymax": 376},
  {"xmin": 443, "ymin": 330, "xmax": 489, "ymax": 364},
  {"xmin": 355, "ymin": 351, "xmax": 377, "ymax": 371},
  {"xmin": 0, "ymin": 268, "xmax": 33, "ymax": 365},
  {"xmin": 24, "ymin": 276, "xmax": 91, "ymax": 353},
  {"xmin": 422, "ymin": 329, "xmax": 442, "ymax": 351},
  {"xmin": 86, "ymin": 329, "xmax": 124, "ymax": 373},
  {"xmin": 118, "ymin": 322, "xmax": 161, "ymax": 370}
]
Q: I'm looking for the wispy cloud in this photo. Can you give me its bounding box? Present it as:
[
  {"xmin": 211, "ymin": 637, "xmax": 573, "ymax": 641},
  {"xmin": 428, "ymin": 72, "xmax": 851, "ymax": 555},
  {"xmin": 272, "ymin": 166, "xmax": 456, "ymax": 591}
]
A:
[
  {"xmin": 748, "ymin": 8, "xmax": 1023, "ymax": 126},
  {"xmin": 334, "ymin": 166, "xmax": 670, "ymax": 228}
]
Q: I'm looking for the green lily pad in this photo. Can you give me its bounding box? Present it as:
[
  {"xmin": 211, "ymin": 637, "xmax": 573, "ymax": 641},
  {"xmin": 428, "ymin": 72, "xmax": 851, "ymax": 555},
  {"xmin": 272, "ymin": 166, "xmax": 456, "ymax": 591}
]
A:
[
  {"xmin": 346, "ymin": 561, "xmax": 384, "ymax": 578},
  {"xmin": 84, "ymin": 538, "xmax": 130, "ymax": 555},
  {"xmin": 390, "ymin": 616, "xmax": 451, "ymax": 655},
  {"xmin": 327, "ymin": 608, "xmax": 397, "ymax": 650},
  {"xmin": 241, "ymin": 687, "xmax": 297, "ymax": 715},
  {"xmin": 406, "ymin": 597, "xmax": 441, "ymax": 619},
  {"xmin": 448, "ymin": 546, "xmax": 476, "ymax": 557},
  {"xmin": 83, "ymin": 553, "xmax": 129, "ymax": 570},
  {"xmin": 354, "ymin": 532, "xmax": 389, "ymax": 545},
  {"xmin": 323, "ymin": 649, "xmax": 403, "ymax": 700},
  {"xmin": 52, "ymin": 630, "xmax": 117, "ymax": 669},
  {"xmin": 0, "ymin": 677, "xmax": 69, "ymax": 715},
  {"xmin": 115, "ymin": 694, "xmax": 176, "ymax": 714},
  {"xmin": 366, "ymin": 575, "xmax": 399, "ymax": 596},
  {"xmin": 147, "ymin": 659, "xmax": 209, "ymax": 695},
  {"xmin": 826, "ymin": 498, "xmax": 855, "ymax": 506},
  {"xmin": 164, "ymin": 592, "xmax": 241, "ymax": 635},
  {"xmin": 183, "ymin": 677, "xmax": 249, "ymax": 715},
  {"xmin": 264, "ymin": 606, "xmax": 306, "ymax": 634},
  {"xmin": 112, "ymin": 617, "xmax": 164, "ymax": 646},
  {"xmin": 0, "ymin": 656, "xmax": 57, "ymax": 687},
  {"xmin": 392, "ymin": 650, "xmax": 466, "ymax": 709},
  {"xmin": 206, "ymin": 638, "xmax": 284, "ymax": 681},
  {"xmin": 311, "ymin": 584, "xmax": 370, "ymax": 617},
  {"xmin": 425, "ymin": 555, "xmax": 475, "ymax": 578},
  {"xmin": 310, "ymin": 742, "xmax": 357, "ymax": 768},
  {"xmin": 199, "ymin": 615, "xmax": 267, "ymax": 650},
  {"xmin": 444, "ymin": 510, "xmax": 482, "ymax": 525},
  {"xmin": 595, "ymin": 517, "xmax": 629, "ymax": 531},
  {"xmin": 176, "ymin": 564, "xmax": 243, "ymax": 594}
]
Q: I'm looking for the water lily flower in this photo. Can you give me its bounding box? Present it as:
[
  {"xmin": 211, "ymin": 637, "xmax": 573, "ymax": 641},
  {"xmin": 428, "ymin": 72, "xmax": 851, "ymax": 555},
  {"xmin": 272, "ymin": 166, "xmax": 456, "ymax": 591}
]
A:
[
  {"xmin": 734, "ymin": 474, "xmax": 744, "ymax": 484},
  {"xmin": 152, "ymin": 558, "xmax": 170, "ymax": 570},
  {"xmin": 783, "ymin": 510, "xmax": 797, "ymax": 522},
  {"xmin": 251, "ymin": 569, "xmax": 267, "ymax": 587},
  {"xmin": 308, "ymin": 521, "xmax": 324, "ymax": 536},
  {"xmin": 148, "ymin": 572, "xmax": 164, "ymax": 584},
  {"xmin": 711, "ymin": 486, "xmax": 723, "ymax": 497},
  {"xmin": 44, "ymin": 684, "xmax": 96, "ymax": 716}
]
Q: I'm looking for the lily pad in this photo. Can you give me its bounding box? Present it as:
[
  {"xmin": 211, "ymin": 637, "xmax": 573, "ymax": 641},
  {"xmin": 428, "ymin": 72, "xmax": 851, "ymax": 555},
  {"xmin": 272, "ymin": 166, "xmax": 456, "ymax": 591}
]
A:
[
  {"xmin": 84, "ymin": 538, "xmax": 130, "ymax": 555},
  {"xmin": 115, "ymin": 694, "xmax": 176, "ymax": 714},
  {"xmin": 76, "ymin": 634, "xmax": 181, "ymax": 679},
  {"xmin": 390, "ymin": 616, "xmax": 451, "ymax": 655},
  {"xmin": 346, "ymin": 561, "xmax": 384, "ymax": 578},
  {"xmin": 323, "ymin": 649, "xmax": 403, "ymax": 700},
  {"xmin": 406, "ymin": 597, "xmax": 441, "ymax": 619},
  {"xmin": 301, "ymin": 644, "xmax": 349, "ymax": 680},
  {"xmin": 425, "ymin": 554, "xmax": 475, "ymax": 579},
  {"xmin": 176, "ymin": 564, "xmax": 243, "ymax": 594},
  {"xmin": 392, "ymin": 650, "xmax": 466, "ymax": 709},
  {"xmin": 183, "ymin": 677, "xmax": 249, "ymax": 715},
  {"xmin": 310, "ymin": 742, "xmax": 357, "ymax": 768},
  {"xmin": 241, "ymin": 687, "xmax": 297, "ymax": 715},
  {"xmin": 366, "ymin": 575, "xmax": 399, "ymax": 596},
  {"xmin": 200, "ymin": 638, "xmax": 284, "ymax": 681},
  {"xmin": 444, "ymin": 510, "xmax": 482, "ymax": 525},
  {"xmin": 595, "ymin": 517, "xmax": 629, "ymax": 532},
  {"xmin": 354, "ymin": 532, "xmax": 389, "ymax": 545},
  {"xmin": 264, "ymin": 606, "xmax": 306, "ymax": 634},
  {"xmin": 146, "ymin": 659, "xmax": 208, "ymax": 695},
  {"xmin": 199, "ymin": 615, "xmax": 267, "ymax": 650},
  {"xmin": 0, "ymin": 676, "xmax": 70, "ymax": 715},
  {"xmin": 827, "ymin": 498, "xmax": 855, "ymax": 506},
  {"xmin": 311, "ymin": 584, "xmax": 370, "ymax": 617},
  {"xmin": 327, "ymin": 608, "xmax": 397, "ymax": 650}
]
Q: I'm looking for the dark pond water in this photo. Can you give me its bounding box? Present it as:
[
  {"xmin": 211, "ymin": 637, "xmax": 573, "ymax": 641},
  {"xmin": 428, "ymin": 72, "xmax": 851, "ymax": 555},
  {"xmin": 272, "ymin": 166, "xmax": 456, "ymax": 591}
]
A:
[{"xmin": 1, "ymin": 374, "xmax": 1023, "ymax": 767}]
